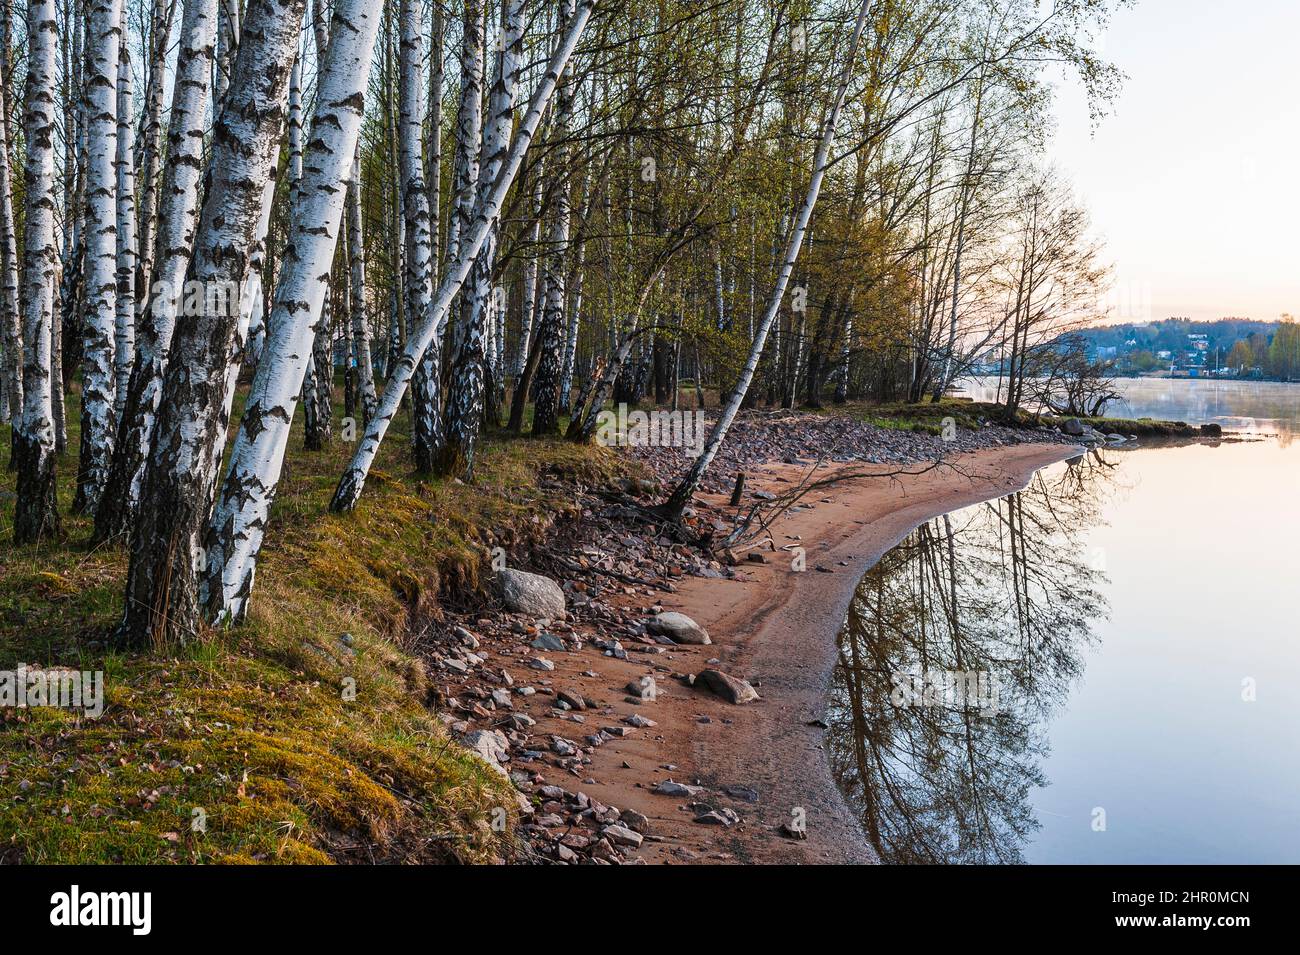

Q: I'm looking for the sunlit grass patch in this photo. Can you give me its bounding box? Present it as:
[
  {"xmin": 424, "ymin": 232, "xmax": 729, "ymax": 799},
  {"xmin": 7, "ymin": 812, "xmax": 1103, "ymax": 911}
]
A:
[{"xmin": 0, "ymin": 384, "xmax": 628, "ymax": 864}]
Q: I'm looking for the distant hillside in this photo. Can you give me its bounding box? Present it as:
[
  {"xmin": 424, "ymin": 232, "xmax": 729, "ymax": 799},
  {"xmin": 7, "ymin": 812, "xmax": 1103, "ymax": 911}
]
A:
[
  {"xmin": 1068, "ymin": 317, "xmax": 1295, "ymax": 377},
  {"xmin": 1077, "ymin": 318, "xmax": 1280, "ymax": 355}
]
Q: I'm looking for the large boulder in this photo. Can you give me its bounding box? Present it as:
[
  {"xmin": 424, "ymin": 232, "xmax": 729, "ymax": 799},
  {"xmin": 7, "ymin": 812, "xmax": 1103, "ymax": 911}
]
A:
[
  {"xmin": 497, "ymin": 568, "xmax": 566, "ymax": 619},
  {"xmin": 697, "ymin": 668, "xmax": 759, "ymax": 705},
  {"xmin": 1061, "ymin": 417, "xmax": 1086, "ymax": 436},
  {"xmin": 645, "ymin": 611, "xmax": 711, "ymax": 645}
]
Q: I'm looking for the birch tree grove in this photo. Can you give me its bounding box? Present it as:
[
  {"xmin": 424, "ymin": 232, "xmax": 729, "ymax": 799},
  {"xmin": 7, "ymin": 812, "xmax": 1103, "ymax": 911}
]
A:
[
  {"xmin": 2, "ymin": 0, "xmax": 1124, "ymax": 651},
  {"xmin": 331, "ymin": 0, "xmax": 596, "ymax": 513},
  {"xmin": 120, "ymin": 0, "xmax": 311, "ymax": 648},
  {"xmin": 662, "ymin": 0, "xmax": 872, "ymax": 519},
  {"xmin": 94, "ymin": 0, "xmax": 217, "ymax": 543}
]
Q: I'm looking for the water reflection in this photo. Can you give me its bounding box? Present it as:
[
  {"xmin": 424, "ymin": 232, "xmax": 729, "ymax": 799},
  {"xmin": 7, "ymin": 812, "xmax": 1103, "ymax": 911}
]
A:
[{"xmin": 829, "ymin": 451, "xmax": 1119, "ymax": 863}]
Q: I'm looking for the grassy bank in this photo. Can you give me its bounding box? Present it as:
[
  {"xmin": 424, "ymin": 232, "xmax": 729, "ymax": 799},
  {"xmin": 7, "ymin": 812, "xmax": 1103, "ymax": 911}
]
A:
[
  {"xmin": 0, "ymin": 389, "xmax": 625, "ymax": 863},
  {"xmin": 836, "ymin": 397, "xmax": 1208, "ymax": 438}
]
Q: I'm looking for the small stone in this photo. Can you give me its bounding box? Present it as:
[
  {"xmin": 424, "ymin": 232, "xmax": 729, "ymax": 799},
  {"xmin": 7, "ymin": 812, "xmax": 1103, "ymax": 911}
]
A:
[
  {"xmin": 697, "ymin": 668, "xmax": 759, "ymax": 705},
  {"xmin": 653, "ymin": 780, "xmax": 704, "ymax": 797},
  {"xmin": 626, "ymin": 675, "xmax": 657, "ymax": 701},
  {"xmin": 557, "ymin": 688, "xmax": 587, "ymax": 711},
  {"xmin": 528, "ymin": 657, "xmax": 556, "ymax": 672},
  {"xmin": 694, "ymin": 807, "xmax": 740, "ymax": 826},
  {"xmin": 623, "ymin": 713, "xmax": 657, "ymax": 728},
  {"xmin": 602, "ymin": 824, "xmax": 644, "ymax": 848},
  {"xmin": 779, "ymin": 823, "xmax": 808, "ymax": 841},
  {"xmin": 550, "ymin": 736, "xmax": 578, "ymax": 756},
  {"xmin": 622, "ymin": 809, "xmax": 650, "ymax": 833},
  {"xmin": 460, "ymin": 729, "xmax": 510, "ymax": 775},
  {"xmin": 531, "ymin": 632, "xmax": 566, "ymax": 651}
]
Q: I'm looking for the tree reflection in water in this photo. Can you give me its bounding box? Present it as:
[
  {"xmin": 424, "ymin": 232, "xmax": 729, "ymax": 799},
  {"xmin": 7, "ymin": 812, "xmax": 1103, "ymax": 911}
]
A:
[{"xmin": 828, "ymin": 450, "xmax": 1121, "ymax": 863}]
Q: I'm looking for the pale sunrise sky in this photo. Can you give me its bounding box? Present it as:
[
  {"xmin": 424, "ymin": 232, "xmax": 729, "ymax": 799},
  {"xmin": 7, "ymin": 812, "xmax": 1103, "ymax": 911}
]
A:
[{"xmin": 1048, "ymin": 0, "xmax": 1300, "ymax": 325}]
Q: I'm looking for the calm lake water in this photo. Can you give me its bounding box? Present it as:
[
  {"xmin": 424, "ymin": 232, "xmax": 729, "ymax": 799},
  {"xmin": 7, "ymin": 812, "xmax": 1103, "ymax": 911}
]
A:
[
  {"xmin": 960, "ymin": 375, "xmax": 1300, "ymax": 441},
  {"xmin": 829, "ymin": 379, "xmax": 1300, "ymax": 863}
]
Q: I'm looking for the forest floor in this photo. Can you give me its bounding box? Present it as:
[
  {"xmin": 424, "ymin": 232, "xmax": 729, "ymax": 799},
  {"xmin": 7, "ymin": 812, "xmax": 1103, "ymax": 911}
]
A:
[{"xmin": 1, "ymin": 389, "xmax": 1185, "ymax": 864}]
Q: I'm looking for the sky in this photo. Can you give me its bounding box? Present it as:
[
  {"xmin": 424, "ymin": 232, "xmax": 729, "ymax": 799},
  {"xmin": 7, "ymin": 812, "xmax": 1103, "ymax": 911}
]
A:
[{"xmin": 1047, "ymin": 0, "xmax": 1300, "ymax": 325}]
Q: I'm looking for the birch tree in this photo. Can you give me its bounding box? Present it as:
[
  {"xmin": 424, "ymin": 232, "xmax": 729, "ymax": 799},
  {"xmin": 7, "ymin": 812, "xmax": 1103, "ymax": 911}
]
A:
[
  {"xmin": 530, "ymin": 0, "xmax": 576, "ymax": 438},
  {"xmin": 301, "ymin": 4, "xmax": 333, "ymax": 451},
  {"xmin": 439, "ymin": 0, "xmax": 526, "ymax": 478},
  {"xmin": 347, "ymin": 142, "xmax": 376, "ymax": 425},
  {"xmin": 12, "ymin": 0, "xmax": 60, "ymax": 544},
  {"xmin": 404, "ymin": 0, "xmax": 445, "ymax": 472},
  {"xmin": 113, "ymin": 45, "xmax": 136, "ymax": 419},
  {"xmin": 134, "ymin": 0, "xmax": 175, "ymax": 309},
  {"xmin": 201, "ymin": 0, "xmax": 385, "ymax": 624},
  {"xmin": 0, "ymin": 75, "xmax": 20, "ymax": 432},
  {"xmin": 119, "ymin": 0, "xmax": 310, "ymax": 649},
  {"xmin": 331, "ymin": 0, "xmax": 596, "ymax": 512},
  {"xmin": 73, "ymin": 0, "xmax": 121, "ymax": 516}
]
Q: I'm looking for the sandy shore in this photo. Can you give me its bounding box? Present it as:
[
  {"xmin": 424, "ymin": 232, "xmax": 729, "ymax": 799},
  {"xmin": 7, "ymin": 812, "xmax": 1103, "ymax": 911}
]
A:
[{"xmin": 524, "ymin": 440, "xmax": 1081, "ymax": 864}]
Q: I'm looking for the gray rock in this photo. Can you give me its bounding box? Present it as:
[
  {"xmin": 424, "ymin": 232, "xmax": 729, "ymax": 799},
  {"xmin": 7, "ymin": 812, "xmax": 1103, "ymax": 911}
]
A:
[
  {"xmin": 626, "ymin": 675, "xmax": 657, "ymax": 701},
  {"xmin": 653, "ymin": 780, "xmax": 704, "ymax": 797},
  {"xmin": 602, "ymin": 824, "xmax": 644, "ymax": 848},
  {"xmin": 697, "ymin": 668, "xmax": 760, "ymax": 705},
  {"xmin": 645, "ymin": 611, "xmax": 711, "ymax": 645},
  {"xmin": 694, "ymin": 808, "xmax": 740, "ymax": 826},
  {"xmin": 556, "ymin": 688, "xmax": 587, "ymax": 711},
  {"xmin": 528, "ymin": 657, "xmax": 556, "ymax": 671},
  {"xmin": 550, "ymin": 736, "xmax": 579, "ymax": 756},
  {"xmin": 623, "ymin": 713, "xmax": 657, "ymax": 728},
  {"xmin": 498, "ymin": 568, "xmax": 566, "ymax": 618},
  {"xmin": 461, "ymin": 729, "xmax": 510, "ymax": 775},
  {"xmin": 1061, "ymin": 417, "xmax": 1086, "ymax": 436},
  {"xmin": 531, "ymin": 632, "xmax": 566, "ymax": 651},
  {"xmin": 622, "ymin": 809, "xmax": 650, "ymax": 833}
]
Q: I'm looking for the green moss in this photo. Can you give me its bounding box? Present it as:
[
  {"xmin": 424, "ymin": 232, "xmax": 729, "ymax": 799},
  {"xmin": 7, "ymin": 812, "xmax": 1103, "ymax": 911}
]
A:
[{"xmin": 0, "ymin": 388, "xmax": 629, "ymax": 864}]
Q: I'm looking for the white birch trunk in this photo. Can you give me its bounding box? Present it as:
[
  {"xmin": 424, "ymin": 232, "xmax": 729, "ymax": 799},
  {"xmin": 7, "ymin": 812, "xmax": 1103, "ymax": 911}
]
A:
[
  {"xmin": 348, "ymin": 145, "xmax": 376, "ymax": 425},
  {"xmin": 405, "ymin": 0, "xmax": 447, "ymax": 471},
  {"xmin": 114, "ymin": 45, "xmax": 136, "ymax": 419},
  {"xmin": 559, "ymin": 170, "xmax": 589, "ymax": 410},
  {"xmin": 530, "ymin": 0, "xmax": 576, "ymax": 437},
  {"xmin": 134, "ymin": 0, "xmax": 174, "ymax": 310},
  {"xmin": 440, "ymin": 0, "xmax": 524, "ymax": 477},
  {"xmin": 514, "ymin": 175, "xmax": 542, "ymax": 376},
  {"xmin": 12, "ymin": 0, "xmax": 60, "ymax": 543},
  {"xmin": 202, "ymin": 0, "xmax": 383, "ymax": 623},
  {"xmin": 75, "ymin": 0, "xmax": 121, "ymax": 516},
  {"xmin": 332, "ymin": 0, "xmax": 595, "ymax": 511},
  {"xmin": 0, "ymin": 75, "xmax": 21, "ymax": 424}
]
